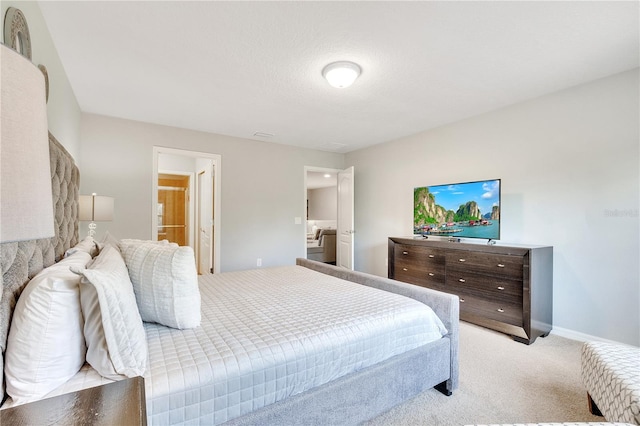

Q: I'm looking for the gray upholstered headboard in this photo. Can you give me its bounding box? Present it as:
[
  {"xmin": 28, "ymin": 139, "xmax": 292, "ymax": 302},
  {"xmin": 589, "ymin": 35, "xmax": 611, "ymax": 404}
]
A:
[{"xmin": 0, "ymin": 132, "xmax": 79, "ymax": 399}]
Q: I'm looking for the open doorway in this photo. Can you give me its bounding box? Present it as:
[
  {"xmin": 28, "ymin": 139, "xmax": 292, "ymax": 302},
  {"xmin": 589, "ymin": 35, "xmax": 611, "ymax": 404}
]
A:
[
  {"xmin": 305, "ymin": 168, "xmax": 338, "ymax": 265},
  {"xmin": 153, "ymin": 147, "xmax": 221, "ymax": 274},
  {"xmin": 304, "ymin": 166, "xmax": 355, "ymax": 269}
]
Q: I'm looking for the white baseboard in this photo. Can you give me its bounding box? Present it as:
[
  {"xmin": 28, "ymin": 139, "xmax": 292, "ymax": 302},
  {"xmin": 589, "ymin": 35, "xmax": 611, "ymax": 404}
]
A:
[{"xmin": 550, "ymin": 326, "xmax": 636, "ymax": 346}]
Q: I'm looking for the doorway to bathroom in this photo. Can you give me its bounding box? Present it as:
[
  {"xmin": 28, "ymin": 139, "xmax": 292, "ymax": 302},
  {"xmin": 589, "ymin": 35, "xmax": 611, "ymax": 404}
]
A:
[{"xmin": 153, "ymin": 147, "xmax": 221, "ymax": 274}]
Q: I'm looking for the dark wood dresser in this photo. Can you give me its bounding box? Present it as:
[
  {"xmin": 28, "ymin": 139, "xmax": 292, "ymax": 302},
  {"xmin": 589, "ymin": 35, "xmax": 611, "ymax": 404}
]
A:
[
  {"xmin": 1, "ymin": 376, "xmax": 147, "ymax": 425},
  {"xmin": 388, "ymin": 237, "xmax": 553, "ymax": 344}
]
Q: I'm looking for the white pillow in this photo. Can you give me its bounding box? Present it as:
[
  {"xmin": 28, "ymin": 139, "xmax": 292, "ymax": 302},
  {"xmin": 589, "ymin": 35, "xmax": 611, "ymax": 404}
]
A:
[
  {"xmin": 73, "ymin": 245, "xmax": 147, "ymax": 380},
  {"xmin": 120, "ymin": 241, "xmax": 201, "ymax": 329},
  {"xmin": 95, "ymin": 231, "xmax": 121, "ymax": 254},
  {"xmin": 64, "ymin": 236, "xmax": 98, "ymax": 257},
  {"xmin": 5, "ymin": 251, "xmax": 92, "ymax": 404}
]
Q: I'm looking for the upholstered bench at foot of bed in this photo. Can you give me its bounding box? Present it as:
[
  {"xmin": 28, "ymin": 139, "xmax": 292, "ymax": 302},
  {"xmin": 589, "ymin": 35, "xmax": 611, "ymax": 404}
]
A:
[
  {"xmin": 581, "ymin": 341, "xmax": 640, "ymax": 425},
  {"xmin": 467, "ymin": 423, "xmax": 637, "ymax": 426}
]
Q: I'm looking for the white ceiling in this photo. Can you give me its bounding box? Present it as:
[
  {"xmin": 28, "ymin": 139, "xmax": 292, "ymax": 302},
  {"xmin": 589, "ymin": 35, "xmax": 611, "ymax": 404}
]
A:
[{"xmin": 39, "ymin": 1, "xmax": 639, "ymax": 153}]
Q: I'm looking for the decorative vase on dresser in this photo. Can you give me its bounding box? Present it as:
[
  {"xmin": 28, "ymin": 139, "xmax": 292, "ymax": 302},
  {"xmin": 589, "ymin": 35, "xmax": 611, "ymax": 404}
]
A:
[{"xmin": 388, "ymin": 237, "xmax": 553, "ymax": 344}]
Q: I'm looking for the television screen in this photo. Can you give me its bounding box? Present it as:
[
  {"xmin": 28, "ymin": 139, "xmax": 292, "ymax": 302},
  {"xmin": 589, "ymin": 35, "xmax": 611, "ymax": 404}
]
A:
[{"xmin": 414, "ymin": 179, "xmax": 501, "ymax": 240}]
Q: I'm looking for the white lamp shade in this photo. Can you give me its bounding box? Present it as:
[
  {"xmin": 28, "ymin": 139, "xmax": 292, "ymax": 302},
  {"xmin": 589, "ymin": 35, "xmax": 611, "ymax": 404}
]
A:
[
  {"xmin": 79, "ymin": 194, "xmax": 114, "ymax": 221},
  {"xmin": 322, "ymin": 61, "xmax": 361, "ymax": 88},
  {"xmin": 0, "ymin": 44, "xmax": 54, "ymax": 243}
]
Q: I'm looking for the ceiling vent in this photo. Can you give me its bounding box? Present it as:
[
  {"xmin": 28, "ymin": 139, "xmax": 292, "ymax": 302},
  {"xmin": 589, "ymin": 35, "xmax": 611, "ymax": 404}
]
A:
[{"xmin": 253, "ymin": 132, "xmax": 274, "ymax": 138}]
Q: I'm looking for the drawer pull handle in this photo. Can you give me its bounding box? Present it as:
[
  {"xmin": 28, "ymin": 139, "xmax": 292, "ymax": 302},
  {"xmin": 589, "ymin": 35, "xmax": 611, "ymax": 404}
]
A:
[
  {"xmin": 460, "ymin": 298, "xmax": 465, "ymax": 303},
  {"xmin": 428, "ymin": 254, "xmax": 435, "ymax": 258},
  {"xmin": 402, "ymin": 268, "xmax": 408, "ymax": 271},
  {"xmin": 402, "ymin": 251, "xmax": 408, "ymax": 255},
  {"xmin": 428, "ymin": 273, "xmax": 435, "ymax": 277},
  {"xmin": 497, "ymin": 308, "xmax": 505, "ymax": 313},
  {"xmin": 497, "ymin": 263, "xmax": 505, "ymax": 268},
  {"xmin": 497, "ymin": 286, "xmax": 505, "ymax": 291},
  {"xmin": 458, "ymin": 258, "xmax": 466, "ymax": 262},
  {"xmin": 459, "ymin": 278, "xmax": 466, "ymax": 283}
]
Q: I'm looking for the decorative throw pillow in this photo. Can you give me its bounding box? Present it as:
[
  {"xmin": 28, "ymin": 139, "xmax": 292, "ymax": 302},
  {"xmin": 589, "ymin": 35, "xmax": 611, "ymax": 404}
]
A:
[
  {"xmin": 119, "ymin": 241, "xmax": 201, "ymax": 329},
  {"xmin": 5, "ymin": 251, "xmax": 92, "ymax": 404},
  {"xmin": 119, "ymin": 238, "xmax": 174, "ymax": 247},
  {"xmin": 73, "ymin": 245, "xmax": 147, "ymax": 380}
]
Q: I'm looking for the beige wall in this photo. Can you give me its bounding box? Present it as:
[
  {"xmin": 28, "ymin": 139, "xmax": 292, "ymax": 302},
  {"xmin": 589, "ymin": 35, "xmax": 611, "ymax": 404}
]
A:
[
  {"xmin": 308, "ymin": 187, "xmax": 337, "ymax": 220},
  {"xmin": 0, "ymin": 2, "xmax": 81, "ymax": 161},
  {"xmin": 346, "ymin": 69, "xmax": 640, "ymax": 346},
  {"xmin": 80, "ymin": 113, "xmax": 344, "ymax": 272}
]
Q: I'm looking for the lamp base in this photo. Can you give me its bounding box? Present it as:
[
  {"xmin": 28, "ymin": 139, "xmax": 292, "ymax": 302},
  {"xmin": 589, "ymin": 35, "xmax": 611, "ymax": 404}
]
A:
[{"xmin": 88, "ymin": 222, "xmax": 97, "ymax": 238}]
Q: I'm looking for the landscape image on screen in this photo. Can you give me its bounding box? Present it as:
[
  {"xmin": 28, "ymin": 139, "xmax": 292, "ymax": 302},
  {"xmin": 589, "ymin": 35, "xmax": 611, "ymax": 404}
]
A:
[{"xmin": 414, "ymin": 179, "xmax": 500, "ymax": 240}]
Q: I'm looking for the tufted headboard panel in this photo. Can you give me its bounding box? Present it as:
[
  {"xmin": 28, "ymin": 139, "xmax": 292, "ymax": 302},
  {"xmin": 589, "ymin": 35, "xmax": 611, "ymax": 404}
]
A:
[{"xmin": 0, "ymin": 132, "xmax": 79, "ymax": 399}]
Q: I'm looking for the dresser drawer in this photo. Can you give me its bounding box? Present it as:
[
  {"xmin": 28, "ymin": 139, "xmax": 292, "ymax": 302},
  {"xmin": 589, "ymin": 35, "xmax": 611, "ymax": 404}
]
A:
[
  {"xmin": 395, "ymin": 244, "xmax": 445, "ymax": 266},
  {"xmin": 394, "ymin": 259, "xmax": 445, "ymax": 287},
  {"xmin": 458, "ymin": 293, "xmax": 523, "ymax": 327},
  {"xmin": 445, "ymin": 270, "xmax": 522, "ymax": 305},
  {"xmin": 446, "ymin": 251, "xmax": 524, "ymax": 280}
]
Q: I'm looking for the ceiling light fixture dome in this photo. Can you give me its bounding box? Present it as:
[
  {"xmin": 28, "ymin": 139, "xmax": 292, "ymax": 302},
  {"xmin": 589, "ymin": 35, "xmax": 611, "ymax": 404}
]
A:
[{"xmin": 322, "ymin": 61, "xmax": 361, "ymax": 88}]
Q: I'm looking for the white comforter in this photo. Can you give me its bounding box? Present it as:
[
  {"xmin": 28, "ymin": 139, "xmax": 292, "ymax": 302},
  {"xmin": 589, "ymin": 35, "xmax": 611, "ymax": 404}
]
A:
[{"xmin": 144, "ymin": 265, "xmax": 447, "ymax": 424}]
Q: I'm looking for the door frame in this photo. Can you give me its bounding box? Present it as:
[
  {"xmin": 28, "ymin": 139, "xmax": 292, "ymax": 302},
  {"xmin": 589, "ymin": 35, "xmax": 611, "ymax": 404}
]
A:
[{"xmin": 153, "ymin": 146, "xmax": 221, "ymax": 273}]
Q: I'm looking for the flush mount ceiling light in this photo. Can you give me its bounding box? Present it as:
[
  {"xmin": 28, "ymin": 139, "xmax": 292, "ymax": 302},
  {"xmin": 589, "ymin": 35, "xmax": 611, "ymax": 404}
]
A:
[{"xmin": 322, "ymin": 61, "xmax": 361, "ymax": 88}]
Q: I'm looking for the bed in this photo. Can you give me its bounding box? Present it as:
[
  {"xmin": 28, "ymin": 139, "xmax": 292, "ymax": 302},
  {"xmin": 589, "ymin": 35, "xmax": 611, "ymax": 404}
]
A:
[{"xmin": 0, "ymin": 134, "xmax": 459, "ymax": 425}]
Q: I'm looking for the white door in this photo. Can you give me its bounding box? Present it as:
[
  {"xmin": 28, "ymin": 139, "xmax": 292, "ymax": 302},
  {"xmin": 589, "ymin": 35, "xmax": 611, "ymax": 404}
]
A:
[
  {"xmin": 337, "ymin": 166, "xmax": 354, "ymax": 270},
  {"xmin": 197, "ymin": 170, "xmax": 212, "ymax": 274}
]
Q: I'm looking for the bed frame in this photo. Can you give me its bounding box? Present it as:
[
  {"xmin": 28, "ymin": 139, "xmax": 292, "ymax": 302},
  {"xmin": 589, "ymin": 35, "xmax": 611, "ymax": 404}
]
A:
[{"xmin": 0, "ymin": 134, "xmax": 459, "ymax": 423}]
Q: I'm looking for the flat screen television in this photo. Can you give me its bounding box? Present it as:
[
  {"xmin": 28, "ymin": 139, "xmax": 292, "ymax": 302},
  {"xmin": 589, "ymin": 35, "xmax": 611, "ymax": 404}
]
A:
[{"xmin": 414, "ymin": 179, "xmax": 501, "ymax": 241}]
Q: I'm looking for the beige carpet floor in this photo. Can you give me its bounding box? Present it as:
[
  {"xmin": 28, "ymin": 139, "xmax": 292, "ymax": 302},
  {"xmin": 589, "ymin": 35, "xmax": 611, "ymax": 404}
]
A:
[{"xmin": 366, "ymin": 322, "xmax": 604, "ymax": 425}]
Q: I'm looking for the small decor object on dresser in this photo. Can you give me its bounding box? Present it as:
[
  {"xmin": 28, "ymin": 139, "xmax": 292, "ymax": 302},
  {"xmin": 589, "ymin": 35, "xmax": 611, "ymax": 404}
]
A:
[{"xmin": 388, "ymin": 237, "xmax": 553, "ymax": 344}]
